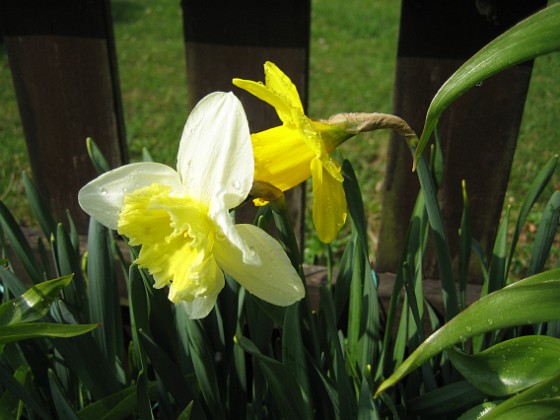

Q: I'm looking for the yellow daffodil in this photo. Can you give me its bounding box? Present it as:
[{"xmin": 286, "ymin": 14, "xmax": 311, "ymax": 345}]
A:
[
  {"xmin": 233, "ymin": 62, "xmax": 353, "ymax": 243},
  {"xmin": 79, "ymin": 92, "xmax": 304, "ymax": 319}
]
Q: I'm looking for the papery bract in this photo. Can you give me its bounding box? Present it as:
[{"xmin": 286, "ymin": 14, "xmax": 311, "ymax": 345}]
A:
[{"xmin": 79, "ymin": 92, "xmax": 304, "ymax": 319}]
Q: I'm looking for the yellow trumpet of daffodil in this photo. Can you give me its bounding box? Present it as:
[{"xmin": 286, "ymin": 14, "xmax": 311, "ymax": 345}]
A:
[
  {"xmin": 233, "ymin": 62, "xmax": 354, "ymax": 243},
  {"xmin": 79, "ymin": 92, "xmax": 304, "ymax": 319}
]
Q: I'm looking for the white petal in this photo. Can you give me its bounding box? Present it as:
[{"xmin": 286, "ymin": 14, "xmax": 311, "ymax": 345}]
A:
[
  {"xmin": 212, "ymin": 207, "xmax": 259, "ymax": 266},
  {"xmin": 78, "ymin": 162, "xmax": 182, "ymax": 230},
  {"xmin": 177, "ymin": 92, "xmax": 253, "ymax": 211},
  {"xmin": 176, "ymin": 286, "xmax": 222, "ymax": 319},
  {"xmin": 213, "ymin": 224, "xmax": 305, "ymax": 306}
]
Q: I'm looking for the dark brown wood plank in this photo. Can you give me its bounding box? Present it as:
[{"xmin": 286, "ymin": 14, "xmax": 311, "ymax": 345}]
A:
[
  {"xmin": 2, "ymin": 0, "xmax": 127, "ymax": 232},
  {"xmin": 376, "ymin": 0, "xmax": 546, "ymax": 281}
]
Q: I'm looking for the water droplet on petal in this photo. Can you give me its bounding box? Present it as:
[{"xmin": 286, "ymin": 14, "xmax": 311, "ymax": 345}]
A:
[{"xmin": 232, "ymin": 180, "xmax": 242, "ymax": 190}]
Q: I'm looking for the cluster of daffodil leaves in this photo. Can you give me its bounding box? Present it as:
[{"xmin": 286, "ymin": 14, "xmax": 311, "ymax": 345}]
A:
[{"xmin": 78, "ymin": 62, "xmax": 364, "ymax": 318}]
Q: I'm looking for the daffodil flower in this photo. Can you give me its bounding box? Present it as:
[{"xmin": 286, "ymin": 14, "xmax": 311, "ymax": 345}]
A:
[
  {"xmin": 233, "ymin": 62, "xmax": 353, "ymax": 243},
  {"xmin": 79, "ymin": 92, "xmax": 304, "ymax": 319}
]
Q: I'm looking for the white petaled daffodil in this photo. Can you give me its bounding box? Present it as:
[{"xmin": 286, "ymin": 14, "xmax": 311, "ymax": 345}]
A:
[{"xmin": 79, "ymin": 92, "xmax": 304, "ymax": 319}]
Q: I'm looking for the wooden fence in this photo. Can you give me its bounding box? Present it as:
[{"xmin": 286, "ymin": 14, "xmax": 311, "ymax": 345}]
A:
[{"xmin": 1, "ymin": 0, "xmax": 546, "ymax": 280}]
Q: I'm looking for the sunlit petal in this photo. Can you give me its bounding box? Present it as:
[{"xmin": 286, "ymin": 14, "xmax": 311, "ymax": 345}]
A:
[
  {"xmin": 78, "ymin": 162, "xmax": 182, "ymax": 230},
  {"xmin": 211, "ymin": 208, "xmax": 260, "ymax": 266},
  {"xmin": 232, "ymin": 78, "xmax": 293, "ymax": 124},
  {"xmin": 234, "ymin": 62, "xmax": 352, "ymax": 243},
  {"xmin": 252, "ymin": 126, "xmax": 314, "ymax": 191},
  {"xmin": 263, "ymin": 61, "xmax": 304, "ymax": 113},
  {"xmin": 176, "ymin": 276, "xmax": 223, "ymax": 319},
  {"xmin": 177, "ymin": 92, "xmax": 253, "ymax": 211},
  {"xmin": 311, "ymin": 158, "xmax": 347, "ymax": 243},
  {"xmin": 214, "ymin": 224, "xmax": 304, "ymax": 306}
]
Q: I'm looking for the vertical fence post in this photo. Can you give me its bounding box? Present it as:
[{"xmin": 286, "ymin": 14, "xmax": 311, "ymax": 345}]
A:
[
  {"xmin": 376, "ymin": 0, "xmax": 546, "ymax": 280},
  {"xmin": 2, "ymin": 0, "xmax": 127, "ymax": 233},
  {"xmin": 181, "ymin": 0, "xmax": 310, "ymax": 245}
]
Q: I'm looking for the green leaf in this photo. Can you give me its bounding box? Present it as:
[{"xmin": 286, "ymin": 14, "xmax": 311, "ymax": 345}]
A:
[
  {"xmin": 49, "ymin": 300, "xmax": 122, "ymax": 398},
  {"xmin": 342, "ymin": 160, "xmax": 369, "ymax": 260},
  {"xmin": 480, "ymin": 371, "xmax": 560, "ymax": 419},
  {"xmin": 415, "ymin": 154, "xmax": 458, "ymax": 319},
  {"xmin": 357, "ymin": 378, "xmax": 377, "ymax": 419},
  {"xmin": 0, "ymin": 201, "xmax": 43, "ymax": 283},
  {"xmin": 136, "ymin": 369, "xmax": 155, "ymax": 420},
  {"xmin": 0, "ymin": 363, "xmax": 51, "ymax": 420},
  {"xmin": 406, "ymin": 380, "xmax": 485, "ymax": 417},
  {"xmin": 0, "ymin": 275, "xmax": 73, "ymax": 325},
  {"xmin": 486, "ymin": 207, "xmax": 509, "ymax": 295},
  {"xmin": 459, "ymin": 180, "xmax": 472, "ymax": 309},
  {"xmin": 457, "ymin": 401, "xmax": 500, "ymax": 420},
  {"xmin": 77, "ymin": 380, "xmax": 159, "ymax": 420},
  {"xmin": 449, "ymin": 336, "xmax": 560, "ymax": 396},
  {"xmin": 508, "ymin": 155, "xmax": 557, "ymax": 273},
  {"xmin": 22, "ymin": 172, "xmax": 57, "ymax": 238},
  {"xmin": 236, "ymin": 335, "xmax": 308, "ymax": 419},
  {"xmin": 281, "ymin": 304, "xmax": 312, "ymax": 417},
  {"xmin": 185, "ymin": 319, "xmax": 224, "ymax": 419},
  {"xmin": 54, "ymin": 224, "xmax": 87, "ymax": 317},
  {"xmin": 318, "ymin": 286, "xmax": 357, "ymax": 419},
  {"xmin": 528, "ymin": 191, "xmax": 560, "ymax": 275},
  {"xmin": 0, "ymin": 322, "xmax": 97, "ymax": 344},
  {"xmin": 48, "ymin": 369, "xmax": 79, "ymax": 420},
  {"xmin": 374, "ymin": 269, "xmax": 560, "ymax": 397},
  {"xmin": 86, "ymin": 219, "xmax": 122, "ymax": 370},
  {"xmin": 138, "ymin": 330, "xmax": 194, "ymax": 409},
  {"xmin": 416, "ymin": 4, "xmax": 560, "ymax": 160},
  {"xmin": 86, "ymin": 137, "xmax": 111, "ymax": 175}
]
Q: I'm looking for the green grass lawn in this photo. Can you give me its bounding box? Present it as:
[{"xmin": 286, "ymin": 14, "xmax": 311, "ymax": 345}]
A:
[{"xmin": 1, "ymin": 0, "xmax": 558, "ymax": 268}]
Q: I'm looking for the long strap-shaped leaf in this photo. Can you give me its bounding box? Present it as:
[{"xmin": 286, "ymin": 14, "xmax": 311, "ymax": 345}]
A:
[
  {"xmin": 416, "ymin": 3, "xmax": 560, "ymax": 162},
  {"xmin": 374, "ymin": 268, "xmax": 560, "ymax": 397}
]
